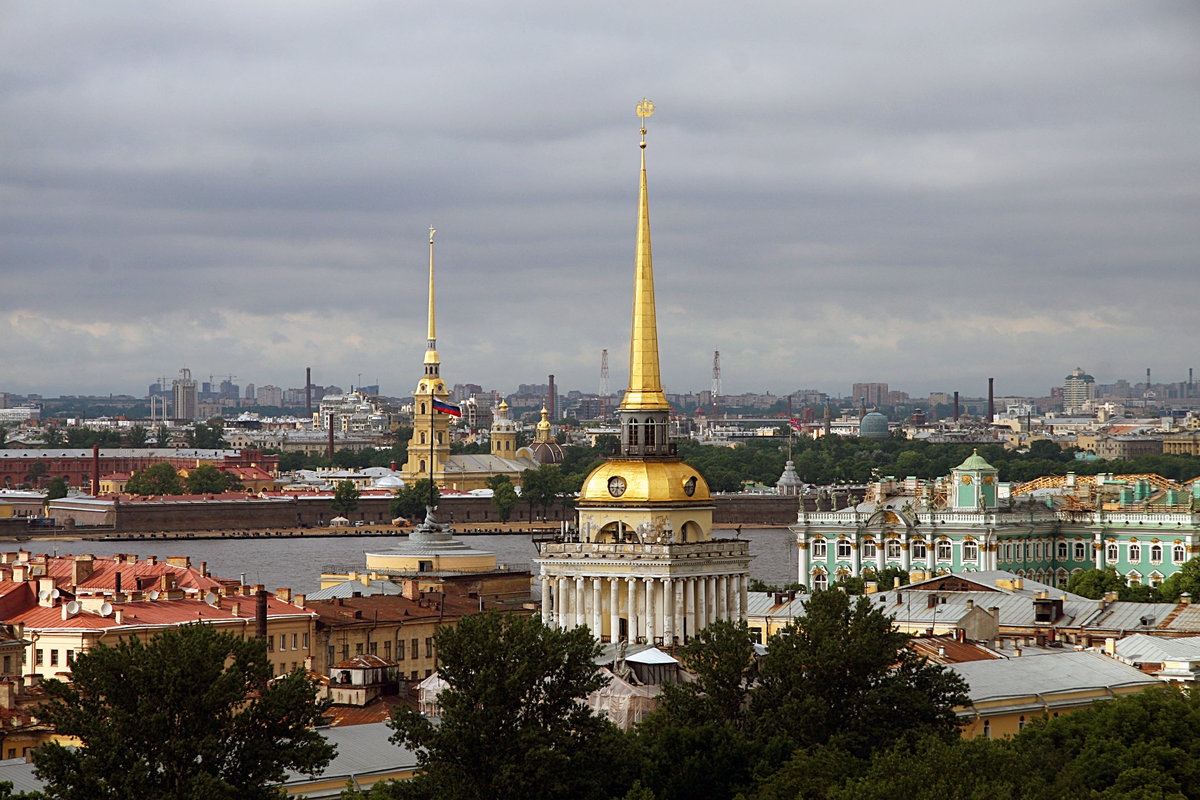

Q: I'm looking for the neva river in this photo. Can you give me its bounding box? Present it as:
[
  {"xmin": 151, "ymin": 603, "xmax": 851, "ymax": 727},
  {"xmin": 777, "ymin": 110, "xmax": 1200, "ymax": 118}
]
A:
[{"xmin": 37, "ymin": 528, "xmax": 800, "ymax": 595}]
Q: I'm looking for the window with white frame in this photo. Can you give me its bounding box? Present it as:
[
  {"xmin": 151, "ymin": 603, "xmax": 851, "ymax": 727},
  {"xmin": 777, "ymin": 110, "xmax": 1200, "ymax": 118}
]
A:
[
  {"xmin": 1174, "ymin": 544, "xmax": 1187, "ymax": 563},
  {"xmin": 962, "ymin": 540, "xmax": 979, "ymax": 562},
  {"xmin": 1106, "ymin": 542, "xmax": 1118, "ymax": 562},
  {"xmin": 1129, "ymin": 543, "xmax": 1141, "ymax": 563},
  {"xmin": 1074, "ymin": 541, "xmax": 1087, "ymax": 561},
  {"xmin": 886, "ymin": 540, "xmax": 901, "ymax": 560},
  {"xmin": 1057, "ymin": 541, "xmax": 1068, "ymax": 560},
  {"xmin": 862, "ymin": 539, "xmax": 876, "ymax": 559},
  {"xmin": 811, "ymin": 538, "xmax": 827, "ymax": 558},
  {"xmin": 811, "ymin": 571, "xmax": 828, "ymax": 591},
  {"xmin": 1150, "ymin": 544, "xmax": 1162, "ymax": 564},
  {"xmin": 936, "ymin": 541, "xmax": 952, "ymax": 561},
  {"xmin": 836, "ymin": 539, "xmax": 852, "ymax": 559},
  {"xmin": 911, "ymin": 540, "xmax": 927, "ymax": 560}
]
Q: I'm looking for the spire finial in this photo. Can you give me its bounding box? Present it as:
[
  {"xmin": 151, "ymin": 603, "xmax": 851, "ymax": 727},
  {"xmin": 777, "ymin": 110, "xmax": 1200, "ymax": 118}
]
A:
[
  {"xmin": 425, "ymin": 226, "xmax": 439, "ymax": 365},
  {"xmin": 637, "ymin": 98, "xmax": 654, "ymax": 148}
]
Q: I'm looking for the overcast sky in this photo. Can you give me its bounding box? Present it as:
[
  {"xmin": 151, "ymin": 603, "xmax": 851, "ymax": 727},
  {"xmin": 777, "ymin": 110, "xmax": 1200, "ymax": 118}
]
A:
[{"xmin": 2, "ymin": 2, "xmax": 1197, "ymax": 402}]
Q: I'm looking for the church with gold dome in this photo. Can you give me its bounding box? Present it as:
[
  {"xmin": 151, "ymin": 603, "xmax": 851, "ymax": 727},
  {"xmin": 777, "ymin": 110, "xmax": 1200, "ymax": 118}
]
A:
[
  {"xmin": 534, "ymin": 101, "xmax": 752, "ymax": 645},
  {"xmin": 396, "ymin": 229, "xmax": 540, "ymax": 492}
]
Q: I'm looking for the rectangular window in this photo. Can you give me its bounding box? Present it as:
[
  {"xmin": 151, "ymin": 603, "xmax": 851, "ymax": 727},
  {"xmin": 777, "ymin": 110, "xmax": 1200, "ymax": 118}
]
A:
[
  {"xmin": 384, "ymin": 641, "xmax": 391, "ymax": 659},
  {"xmin": 50, "ymin": 650, "xmax": 58, "ymax": 667},
  {"xmin": 34, "ymin": 649, "xmax": 43, "ymax": 666},
  {"xmin": 292, "ymin": 633, "xmax": 298, "ymax": 650},
  {"xmin": 303, "ymin": 633, "xmax": 310, "ymax": 649},
  {"xmin": 398, "ymin": 640, "xmax": 406, "ymax": 660},
  {"xmin": 279, "ymin": 634, "xmax": 287, "ymax": 652},
  {"xmin": 425, "ymin": 638, "xmax": 433, "ymax": 658},
  {"xmin": 963, "ymin": 541, "xmax": 979, "ymax": 562},
  {"xmin": 411, "ymin": 638, "xmax": 419, "ymax": 658},
  {"xmin": 936, "ymin": 541, "xmax": 952, "ymax": 561},
  {"xmin": 355, "ymin": 642, "xmax": 364, "ymax": 656},
  {"xmin": 886, "ymin": 540, "xmax": 901, "ymax": 560},
  {"xmin": 342, "ymin": 644, "xmax": 350, "ymax": 660},
  {"xmin": 66, "ymin": 649, "xmax": 74, "ymax": 664},
  {"xmin": 327, "ymin": 646, "xmax": 336, "ymax": 666},
  {"xmin": 811, "ymin": 539, "xmax": 827, "ymax": 558},
  {"xmin": 861, "ymin": 540, "xmax": 876, "ymax": 559},
  {"xmin": 911, "ymin": 541, "xmax": 927, "ymax": 560},
  {"xmin": 368, "ymin": 642, "xmax": 378, "ymax": 656},
  {"xmin": 2, "ymin": 655, "xmax": 10, "ymax": 674},
  {"xmin": 836, "ymin": 540, "xmax": 852, "ymax": 559}
]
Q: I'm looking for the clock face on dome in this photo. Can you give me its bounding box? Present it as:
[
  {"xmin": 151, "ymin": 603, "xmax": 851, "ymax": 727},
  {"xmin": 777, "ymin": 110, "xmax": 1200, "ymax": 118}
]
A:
[
  {"xmin": 683, "ymin": 476, "xmax": 697, "ymax": 496},
  {"xmin": 608, "ymin": 476, "xmax": 627, "ymax": 497}
]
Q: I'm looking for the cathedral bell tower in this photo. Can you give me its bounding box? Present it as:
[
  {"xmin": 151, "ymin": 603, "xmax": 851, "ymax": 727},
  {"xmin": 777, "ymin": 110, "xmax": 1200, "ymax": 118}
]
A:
[{"xmin": 402, "ymin": 228, "xmax": 454, "ymax": 480}]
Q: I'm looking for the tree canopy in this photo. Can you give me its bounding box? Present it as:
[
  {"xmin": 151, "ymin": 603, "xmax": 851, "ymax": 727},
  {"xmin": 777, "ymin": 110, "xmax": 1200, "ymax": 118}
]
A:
[
  {"xmin": 390, "ymin": 478, "xmax": 439, "ymax": 523},
  {"xmin": 486, "ymin": 474, "xmax": 519, "ymax": 522},
  {"xmin": 32, "ymin": 624, "xmax": 334, "ymax": 800},
  {"xmin": 124, "ymin": 462, "xmax": 183, "ymax": 495},
  {"xmin": 183, "ymin": 463, "xmax": 244, "ymax": 495},
  {"xmin": 387, "ymin": 612, "xmax": 622, "ymax": 800},
  {"xmin": 331, "ymin": 479, "xmax": 361, "ymax": 516}
]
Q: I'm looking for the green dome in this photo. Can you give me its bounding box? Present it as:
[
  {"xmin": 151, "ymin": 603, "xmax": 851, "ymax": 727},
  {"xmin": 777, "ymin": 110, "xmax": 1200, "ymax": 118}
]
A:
[
  {"xmin": 955, "ymin": 448, "xmax": 995, "ymax": 471},
  {"xmin": 859, "ymin": 412, "xmax": 889, "ymax": 440}
]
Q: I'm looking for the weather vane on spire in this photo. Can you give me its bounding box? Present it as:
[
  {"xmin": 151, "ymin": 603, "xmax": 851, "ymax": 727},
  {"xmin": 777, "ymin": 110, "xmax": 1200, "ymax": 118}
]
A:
[
  {"xmin": 637, "ymin": 98, "xmax": 655, "ymax": 146},
  {"xmin": 428, "ymin": 225, "xmax": 436, "ymax": 243}
]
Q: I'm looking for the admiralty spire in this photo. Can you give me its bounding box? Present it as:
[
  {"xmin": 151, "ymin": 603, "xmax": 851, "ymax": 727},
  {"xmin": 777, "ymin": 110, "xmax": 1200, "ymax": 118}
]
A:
[{"xmin": 534, "ymin": 100, "xmax": 752, "ymax": 646}]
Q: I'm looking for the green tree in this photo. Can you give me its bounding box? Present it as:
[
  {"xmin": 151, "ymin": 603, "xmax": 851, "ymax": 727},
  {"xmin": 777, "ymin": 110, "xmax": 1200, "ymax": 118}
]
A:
[
  {"xmin": 45, "ymin": 476, "xmax": 69, "ymax": 500},
  {"xmin": 388, "ymin": 612, "xmax": 620, "ymax": 800},
  {"xmin": 331, "ymin": 479, "xmax": 361, "ymax": 517},
  {"xmin": 125, "ymin": 462, "xmax": 183, "ymax": 496},
  {"xmin": 124, "ymin": 424, "xmax": 149, "ymax": 448},
  {"xmin": 1066, "ymin": 567, "xmax": 1129, "ymax": 600},
  {"xmin": 154, "ymin": 424, "xmax": 171, "ymax": 448},
  {"xmin": 1156, "ymin": 556, "xmax": 1200, "ymax": 602},
  {"xmin": 25, "ymin": 460, "xmax": 48, "ymax": 488},
  {"xmin": 486, "ymin": 475, "xmax": 519, "ymax": 522},
  {"xmin": 184, "ymin": 463, "xmax": 243, "ymax": 495},
  {"xmin": 32, "ymin": 624, "xmax": 334, "ymax": 800},
  {"xmin": 751, "ymin": 589, "xmax": 968, "ymax": 761},
  {"xmin": 41, "ymin": 425, "xmax": 66, "ymax": 446},
  {"xmin": 520, "ymin": 464, "xmax": 563, "ymax": 521},
  {"xmin": 391, "ymin": 479, "xmax": 439, "ymax": 523},
  {"xmin": 186, "ymin": 420, "xmax": 226, "ymax": 450}
]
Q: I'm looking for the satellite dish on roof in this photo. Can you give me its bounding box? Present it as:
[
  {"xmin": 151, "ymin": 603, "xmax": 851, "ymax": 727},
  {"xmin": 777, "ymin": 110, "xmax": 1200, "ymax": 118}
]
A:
[
  {"xmin": 204, "ymin": 591, "xmax": 218, "ymax": 606},
  {"xmin": 50, "ymin": 588, "xmax": 60, "ymax": 600},
  {"xmin": 38, "ymin": 589, "xmax": 49, "ymax": 602},
  {"xmin": 65, "ymin": 600, "xmax": 81, "ymax": 616},
  {"xmin": 100, "ymin": 602, "xmax": 113, "ymax": 617},
  {"xmin": 148, "ymin": 590, "xmax": 160, "ymax": 601}
]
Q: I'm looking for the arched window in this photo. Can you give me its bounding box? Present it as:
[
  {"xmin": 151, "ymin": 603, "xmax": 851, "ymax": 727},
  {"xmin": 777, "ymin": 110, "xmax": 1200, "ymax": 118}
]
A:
[
  {"xmin": 982, "ymin": 720, "xmax": 991, "ymax": 740},
  {"xmin": 911, "ymin": 540, "xmax": 927, "ymax": 560},
  {"xmin": 1106, "ymin": 542, "xmax": 1118, "ymax": 562},
  {"xmin": 1057, "ymin": 541, "xmax": 1069, "ymax": 560},
  {"xmin": 419, "ymin": 432, "xmax": 426, "ymax": 444},
  {"xmin": 810, "ymin": 538, "xmax": 827, "ymax": 558},
  {"xmin": 1129, "ymin": 544, "xmax": 1141, "ymax": 563},
  {"xmin": 861, "ymin": 539, "xmax": 876, "ymax": 559},
  {"xmin": 836, "ymin": 539, "xmax": 852, "ymax": 559},
  {"xmin": 886, "ymin": 540, "xmax": 901, "ymax": 560},
  {"xmin": 936, "ymin": 541, "xmax": 952, "ymax": 561},
  {"xmin": 1150, "ymin": 544, "xmax": 1162, "ymax": 563},
  {"xmin": 962, "ymin": 541, "xmax": 979, "ymax": 562},
  {"xmin": 1074, "ymin": 541, "xmax": 1087, "ymax": 561},
  {"xmin": 1174, "ymin": 544, "xmax": 1187, "ymax": 563},
  {"xmin": 811, "ymin": 571, "xmax": 828, "ymax": 591},
  {"xmin": 420, "ymin": 403, "xmax": 426, "ymax": 415}
]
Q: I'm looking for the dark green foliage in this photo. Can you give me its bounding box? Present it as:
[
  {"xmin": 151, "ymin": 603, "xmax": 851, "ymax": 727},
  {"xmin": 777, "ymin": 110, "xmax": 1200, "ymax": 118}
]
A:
[
  {"xmin": 331, "ymin": 479, "xmax": 360, "ymax": 516},
  {"xmin": 45, "ymin": 476, "xmax": 69, "ymax": 500},
  {"xmin": 33, "ymin": 624, "xmax": 333, "ymax": 800},
  {"xmin": 1157, "ymin": 557, "xmax": 1200, "ymax": 602},
  {"xmin": 390, "ymin": 479, "xmax": 438, "ymax": 523},
  {"xmin": 124, "ymin": 462, "xmax": 183, "ymax": 495},
  {"xmin": 183, "ymin": 463, "xmax": 243, "ymax": 495},
  {"xmin": 519, "ymin": 464, "xmax": 569, "ymax": 520},
  {"xmin": 486, "ymin": 474, "xmax": 519, "ymax": 521},
  {"xmin": 750, "ymin": 590, "xmax": 968, "ymax": 760},
  {"xmin": 123, "ymin": 424, "xmax": 149, "ymax": 448},
  {"xmin": 186, "ymin": 420, "xmax": 227, "ymax": 450},
  {"xmin": 1067, "ymin": 567, "xmax": 1164, "ymax": 602},
  {"xmin": 388, "ymin": 612, "xmax": 619, "ymax": 800}
]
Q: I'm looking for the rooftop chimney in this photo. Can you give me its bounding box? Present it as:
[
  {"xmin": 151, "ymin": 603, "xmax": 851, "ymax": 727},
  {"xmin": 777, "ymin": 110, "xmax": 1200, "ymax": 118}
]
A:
[
  {"xmin": 953, "ymin": 391, "xmax": 960, "ymax": 422},
  {"xmin": 987, "ymin": 378, "xmax": 995, "ymax": 424},
  {"xmin": 255, "ymin": 589, "xmax": 268, "ymax": 639}
]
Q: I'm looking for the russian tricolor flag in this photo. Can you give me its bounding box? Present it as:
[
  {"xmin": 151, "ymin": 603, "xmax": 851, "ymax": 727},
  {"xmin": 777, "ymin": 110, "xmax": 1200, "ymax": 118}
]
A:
[{"xmin": 433, "ymin": 399, "xmax": 462, "ymax": 417}]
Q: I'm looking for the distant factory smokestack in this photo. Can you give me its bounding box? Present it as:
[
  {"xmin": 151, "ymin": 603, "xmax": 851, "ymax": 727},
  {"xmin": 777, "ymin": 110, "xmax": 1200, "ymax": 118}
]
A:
[
  {"xmin": 548, "ymin": 374, "xmax": 556, "ymax": 420},
  {"xmin": 305, "ymin": 367, "xmax": 312, "ymax": 418},
  {"xmin": 327, "ymin": 414, "xmax": 335, "ymax": 459},
  {"xmin": 92, "ymin": 445, "xmax": 100, "ymax": 497},
  {"xmin": 953, "ymin": 391, "xmax": 960, "ymax": 423},
  {"xmin": 987, "ymin": 378, "xmax": 995, "ymax": 424}
]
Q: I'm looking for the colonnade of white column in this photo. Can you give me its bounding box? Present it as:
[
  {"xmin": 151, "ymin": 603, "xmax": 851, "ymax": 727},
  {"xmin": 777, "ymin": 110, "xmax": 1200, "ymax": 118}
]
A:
[{"xmin": 539, "ymin": 573, "xmax": 748, "ymax": 644}]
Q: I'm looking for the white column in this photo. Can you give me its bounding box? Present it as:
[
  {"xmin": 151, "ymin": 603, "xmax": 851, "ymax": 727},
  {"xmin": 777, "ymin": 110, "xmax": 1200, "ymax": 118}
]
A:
[
  {"xmin": 797, "ymin": 534, "xmax": 809, "ymax": 587},
  {"xmin": 716, "ymin": 575, "xmax": 728, "ymax": 620},
  {"xmin": 708, "ymin": 577, "xmax": 718, "ymax": 627},
  {"xmin": 851, "ymin": 533, "xmax": 861, "ymax": 578},
  {"xmin": 633, "ymin": 578, "xmax": 643, "ymax": 642},
  {"xmin": 574, "ymin": 577, "xmax": 585, "ymax": 629},
  {"xmin": 591, "ymin": 578, "xmax": 603, "ymax": 638},
  {"xmin": 608, "ymin": 578, "xmax": 620, "ymax": 642},
  {"xmin": 1094, "ymin": 532, "xmax": 1104, "ymax": 570},
  {"xmin": 540, "ymin": 576, "xmax": 551, "ymax": 624},
  {"xmin": 684, "ymin": 578, "xmax": 696, "ymax": 641},
  {"xmin": 662, "ymin": 578, "xmax": 675, "ymax": 645},
  {"xmin": 901, "ymin": 536, "xmax": 911, "ymax": 572},
  {"xmin": 644, "ymin": 578, "xmax": 656, "ymax": 644},
  {"xmin": 724, "ymin": 576, "xmax": 735, "ymax": 621},
  {"xmin": 877, "ymin": 539, "xmax": 886, "ymax": 573},
  {"xmin": 739, "ymin": 575, "xmax": 749, "ymax": 620},
  {"xmin": 556, "ymin": 577, "xmax": 569, "ymax": 629},
  {"xmin": 673, "ymin": 580, "xmax": 685, "ymax": 645},
  {"xmin": 696, "ymin": 576, "xmax": 707, "ymax": 634}
]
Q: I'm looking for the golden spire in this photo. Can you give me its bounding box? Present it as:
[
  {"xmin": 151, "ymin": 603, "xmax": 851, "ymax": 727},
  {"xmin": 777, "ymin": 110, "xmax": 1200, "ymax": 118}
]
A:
[
  {"xmin": 623, "ymin": 98, "xmax": 670, "ymax": 412},
  {"xmin": 424, "ymin": 226, "xmax": 439, "ymax": 371}
]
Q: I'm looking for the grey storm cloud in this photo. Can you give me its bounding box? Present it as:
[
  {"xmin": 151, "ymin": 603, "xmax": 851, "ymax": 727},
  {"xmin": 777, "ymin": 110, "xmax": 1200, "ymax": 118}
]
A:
[{"xmin": 2, "ymin": 1, "xmax": 1198, "ymax": 400}]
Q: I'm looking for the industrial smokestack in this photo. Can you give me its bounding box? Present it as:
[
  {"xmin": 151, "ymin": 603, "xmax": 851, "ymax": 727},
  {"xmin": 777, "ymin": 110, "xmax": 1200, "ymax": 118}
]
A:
[
  {"xmin": 953, "ymin": 391, "xmax": 960, "ymax": 422},
  {"xmin": 987, "ymin": 378, "xmax": 995, "ymax": 424},
  {"xmin": 327, "ymin": 414, "xmax": 335, "ymax": 459},
  {"xmin": 92, "ymin": 445, "xmax": 101, "ymax": 497},
  {"xmin": 305, "ymin": 367, "xmax": 312, "ymax": 418},
  {"xmin": 547, "ymin": 374, "xmax": 556, "ymax": 420}
]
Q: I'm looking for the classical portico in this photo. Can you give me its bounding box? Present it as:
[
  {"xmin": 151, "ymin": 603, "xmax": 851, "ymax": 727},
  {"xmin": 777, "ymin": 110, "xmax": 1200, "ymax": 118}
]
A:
[{"xmin": 534, "ymin": 100, "xmax": 751, "ymax": 644}]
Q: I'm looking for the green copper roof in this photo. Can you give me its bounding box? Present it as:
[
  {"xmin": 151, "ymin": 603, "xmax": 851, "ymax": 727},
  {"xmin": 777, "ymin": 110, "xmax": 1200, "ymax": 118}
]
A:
[{"xmin": 956, "ymin": 449, "xmax": 995, "ymax": 471}]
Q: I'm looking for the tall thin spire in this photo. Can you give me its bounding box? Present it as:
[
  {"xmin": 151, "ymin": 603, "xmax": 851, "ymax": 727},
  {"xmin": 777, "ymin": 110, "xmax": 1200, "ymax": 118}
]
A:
[
  {"xmin": 424, "ymin": 226, "xmax": 439, "ymax": 376},
  {"xmin": 623, "ymin": 99, "xmax": 670, "ymax": 412}
]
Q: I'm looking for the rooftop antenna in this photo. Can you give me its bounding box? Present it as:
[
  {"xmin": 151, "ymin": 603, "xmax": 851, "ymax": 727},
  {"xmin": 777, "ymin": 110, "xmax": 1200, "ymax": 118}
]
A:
[
  {"xmin": 599, "ymin": 349, "xmax": 610, "ymax": 419},
  {"xmin": 712, "ymin": 350, "xmax": 722, "ymax": 416}
]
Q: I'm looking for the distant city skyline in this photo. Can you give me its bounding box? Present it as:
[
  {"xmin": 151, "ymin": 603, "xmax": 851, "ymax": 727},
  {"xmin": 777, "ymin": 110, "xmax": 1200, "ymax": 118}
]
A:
[{"xmin": 3, "ymin": 3, "xmax": 1197, "ymax": 399}]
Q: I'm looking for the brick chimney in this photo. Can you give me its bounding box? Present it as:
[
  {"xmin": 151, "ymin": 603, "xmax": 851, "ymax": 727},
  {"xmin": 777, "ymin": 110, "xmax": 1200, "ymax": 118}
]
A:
[{"xmin": 72, "ymin": 555, "xmax": 95, "ymax": 586}]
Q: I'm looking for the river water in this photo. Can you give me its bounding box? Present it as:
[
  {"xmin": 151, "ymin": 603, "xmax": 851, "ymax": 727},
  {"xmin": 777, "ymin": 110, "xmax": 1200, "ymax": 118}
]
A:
[{"xmin": 33, "ymin": 528, "xmax": 799, "ymax": 595}]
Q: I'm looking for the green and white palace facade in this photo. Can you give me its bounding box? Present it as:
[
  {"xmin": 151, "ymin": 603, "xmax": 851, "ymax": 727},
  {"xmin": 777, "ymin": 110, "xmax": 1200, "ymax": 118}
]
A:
[{"xmin": 793, "ymin": 450, "xmax": 1200, "ymax": 591}]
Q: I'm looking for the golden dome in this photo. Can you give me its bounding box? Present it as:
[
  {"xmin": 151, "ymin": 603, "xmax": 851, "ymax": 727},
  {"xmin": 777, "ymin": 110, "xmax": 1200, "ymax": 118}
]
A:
[{"xmin": 578, "ymin": 459, "xmax": 710, "ymax": 505}]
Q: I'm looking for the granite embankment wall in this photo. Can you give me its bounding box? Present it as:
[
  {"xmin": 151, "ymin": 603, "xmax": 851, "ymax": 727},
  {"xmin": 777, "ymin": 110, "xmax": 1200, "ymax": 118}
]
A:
[{"xmin": 31, "ymin": 493, "xmax": 801, "ymax": 534}]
